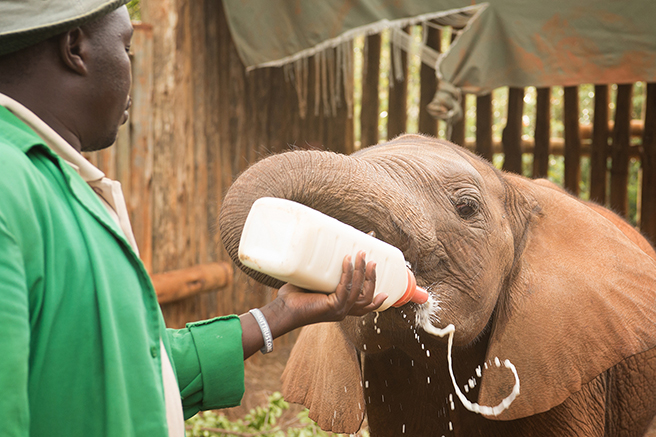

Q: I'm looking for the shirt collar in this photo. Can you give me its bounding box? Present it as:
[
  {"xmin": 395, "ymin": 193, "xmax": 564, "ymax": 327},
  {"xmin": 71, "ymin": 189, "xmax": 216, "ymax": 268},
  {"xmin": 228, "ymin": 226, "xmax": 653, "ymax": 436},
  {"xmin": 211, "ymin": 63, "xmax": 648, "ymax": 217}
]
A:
[{"xmin": 0, "ymin": 92, "xmax": 141, "ymax": 255}]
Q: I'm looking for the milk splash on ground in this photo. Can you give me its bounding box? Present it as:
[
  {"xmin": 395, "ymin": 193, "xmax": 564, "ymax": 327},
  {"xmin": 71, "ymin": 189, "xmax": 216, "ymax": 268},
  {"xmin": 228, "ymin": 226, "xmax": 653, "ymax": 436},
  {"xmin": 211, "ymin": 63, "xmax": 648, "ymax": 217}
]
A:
[{"xmin": 416, "ymin": 295, "xmax": 520, "ymax": 416}]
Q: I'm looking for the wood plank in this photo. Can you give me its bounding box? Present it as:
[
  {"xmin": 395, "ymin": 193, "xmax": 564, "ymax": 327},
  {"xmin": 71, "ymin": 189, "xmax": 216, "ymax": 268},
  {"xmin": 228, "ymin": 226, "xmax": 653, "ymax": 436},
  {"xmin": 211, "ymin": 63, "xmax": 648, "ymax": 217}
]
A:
[
  {"xmin": 201, "ymin": 0, "xmax": 226, "ymax": 322},
  {"xmin": 224, "ymin": 2, "xmax": 257, "ymax": 317},
  {"xmin": 418, "ymin": 26, "xmax": 440, "ymax": 137},
  {"xmin": 502, "ymin": 87, "xmax": 524, "ymax": 174},
  {"xmin": 360, "ymin": 34, "xmax": 381, "ymax": 148},
  {"xmin": 641, "ymin": 83, "xmax": 656, "ymax": 242},
  {"xmin": 532, "ymin": 87, "xmax": 550, "ymax": 178},
  {"xmin": 610, "ymin": 83, "xmax": 633, "ymax": 217},
  {"xmin": 211, "ymin": 0, "xmax": 241, "ymax": 321},
  {"xmin": 189, "ymin": 0, "xmax": 218, "ymax": 323},
  {"xmin": 590, "ymin": 85, "xmax": 609, "ymax": 205},
  {"xmin": 191, "ymin": 0, "xmax": 208, "ymax": 267},
  {"xmin": 322, "ymin": 48, "xmax": 337, "ymax": 149},
  {"xmin": 140, "ymin": 0, "xmax": 190, "ymax": 327},
  {"xmin": 92, "ymin": 147, "xmax": 116, "ymax": 179},
  {"xmin": 267, "ymin": 67, "xmax": 296, "ymax": 153},
  {"xmin": 128, "ymin": 22, "xmax": 154, "ymax": 272},
  {"xmin": 462, "ymin": 138, "xmax": 643, "ymax": 157},
  {"xmin": 153, "ymin": 262, "xmax": 233, "ymax": 304},
  {"xmin": 322, "ymin": 46, "xmax": 354, "ymax": 154},
  {"xmin": 387, "ymin": 28, "xmax": 409, "ymax": 139},
  {"xmin": 228, "ymin": 27, "xmax": 248, "ymax": 175},
  {"xmin": 450, "ymin": 95, "xmax": 466, "ymax": 148},
  {"xmin": 301, "ymin": 55, "xmax": 325, "ymax": 150},
  {"xmin": 141, "ymin": 0, "xmax": 184, "ymax": 278},
  {"xmin": 475, "ymin": 94, "xmax": 493, "ymax": 161},
  {"xmin": 115, "ymin": 122, "xmax": 131, "ymax": 194},
  {"xmin": 170, "ymin": 0, "xmax": 195, "ymax": 327},
  {"xmin": 249, "ymin": 68, "xmax": 272, "ymax": 159},
  {"xmin": 448, "ymin": 32, "xmax": 465, "ymax": 147},
  {"xmin": 340, "ymin": 42, "xmax": 355, "ymax": 155},
  {"xmin": 563, "ymin": 86, "xmax": 581, "ymax": 195}
]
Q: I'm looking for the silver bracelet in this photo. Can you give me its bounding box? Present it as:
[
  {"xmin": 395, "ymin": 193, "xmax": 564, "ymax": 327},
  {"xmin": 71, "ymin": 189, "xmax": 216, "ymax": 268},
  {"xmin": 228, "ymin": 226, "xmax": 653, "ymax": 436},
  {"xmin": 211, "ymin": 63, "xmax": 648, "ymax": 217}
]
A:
[{"xmin": 249, "ymin": 308, "xmax": 273, "ymax": 354}]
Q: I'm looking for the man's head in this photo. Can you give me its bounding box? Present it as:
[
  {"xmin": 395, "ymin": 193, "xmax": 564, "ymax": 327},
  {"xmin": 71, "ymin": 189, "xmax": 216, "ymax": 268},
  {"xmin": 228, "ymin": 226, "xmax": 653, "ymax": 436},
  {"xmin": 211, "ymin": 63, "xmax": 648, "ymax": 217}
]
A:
[{"xmin": 0, "ymin": 1, "xmax": 133, "ymax": 152}]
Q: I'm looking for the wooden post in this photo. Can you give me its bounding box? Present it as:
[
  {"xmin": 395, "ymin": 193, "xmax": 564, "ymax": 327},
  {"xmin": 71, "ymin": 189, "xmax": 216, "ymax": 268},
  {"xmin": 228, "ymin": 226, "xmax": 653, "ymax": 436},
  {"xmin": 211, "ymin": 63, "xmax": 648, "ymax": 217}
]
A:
[
  {"xmin": 475, "ymin": 94, "xmax": 493, "ymax": 161},
  {"xmin": 502, "ymin": 87, "xmax": 524, "ymax": 174},
  {"xmin": 190, "ymin": 0, "xmax": 210, "ymax": 271},
  {"xmin": 590, "ymin": 85, "xmax": 609, "ymax": 205},
  {"xmin": 342, "ymin": 50, "xmax": 355, "ymax": 155},
  {"xmin": 248, "ymin": 68, "xmax": 272, "ymax": 159},
  {"xmin": 95, "ymin": 142, "xmax": 118, "ymax": 180},
  {"xmin": 152, "ymin": 262, "xmax": 234, "ymax": 304},
  {"xmin": 563, "ymin": 86, "xmax": 581, "ymax": 195},
  {"xmin": 267, "ymin": 67, "xmax": 296, "ymax": 153},
  {"xmin": 533, "ymin": 88, "xmax": 551, "ymax": 178},
  {"xmin": 204, "ymin": 0, "xmax": 223, "ymax": 262},
  {"xmin": 610, "ymin": 84, "xmax": 633, "ymax": 217},
  {"xmin": 228, "ymin": 29, "xmax": 248, "ymax": 174},
  {"xmin": 641, "ymin": 83, "xmax": 656, "ymax": 242},
  {"xmin": 324, "ymin": 46, "xmax": 355, "ymax": 155},
  {"xmin": 321, "ymin": 47, "xmax": 337, "ymax": 150},
  {"xmin": 387, "ymin": 27, "xmax": 409, "ymax": 139},
  {"xmin": 448, "ymin": 32, "xmax": 465, "ymax": 147},
  {"xmin": 450, "ymin": 96, "xmax": 466, "ymax": 148},
  {"xmin": 304, "ymin": 55, "xmax": 326, "ymax": 150},
  {"xmin": 128, "ymin": 23, "xmax": 154, "ymax": 272},
  {"xmin": 360, "ymin": 34, "xmax": 381, "ymax": 148},
  {"xmin": 418, "ymin": 26, "xmax": 440, "ymax": 137}
]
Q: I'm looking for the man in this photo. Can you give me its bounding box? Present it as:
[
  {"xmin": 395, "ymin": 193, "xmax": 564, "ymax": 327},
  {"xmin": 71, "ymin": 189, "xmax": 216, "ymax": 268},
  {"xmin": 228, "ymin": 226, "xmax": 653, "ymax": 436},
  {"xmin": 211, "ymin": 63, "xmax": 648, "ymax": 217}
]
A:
[{"xmin": 0, "ymin": 1, "xmax": 386, "ymax": 435}]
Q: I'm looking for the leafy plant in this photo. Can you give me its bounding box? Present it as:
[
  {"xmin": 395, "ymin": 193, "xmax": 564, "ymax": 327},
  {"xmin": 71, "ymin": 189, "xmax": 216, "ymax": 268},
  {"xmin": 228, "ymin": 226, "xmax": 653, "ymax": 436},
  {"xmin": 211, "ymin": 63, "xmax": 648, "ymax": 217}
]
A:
[
  {"xmin": 127, "ymin": 0, "xmax": 141, "ymax": 21},
  {"xmin": 185, "ymin": 392, "xmax": 370, "ymax": 437}
]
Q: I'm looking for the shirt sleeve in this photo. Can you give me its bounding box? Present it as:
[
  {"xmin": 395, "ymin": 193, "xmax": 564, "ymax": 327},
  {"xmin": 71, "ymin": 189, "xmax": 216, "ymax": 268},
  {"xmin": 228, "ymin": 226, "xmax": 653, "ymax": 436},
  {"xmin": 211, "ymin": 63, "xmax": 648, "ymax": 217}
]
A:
[
  {"xmin": 166, "ymin": 315, "xmax": 245, "ymax": 419},
  {"xmin": 0, "ymin": 212, "xmax": 30, "ymax": 436}
]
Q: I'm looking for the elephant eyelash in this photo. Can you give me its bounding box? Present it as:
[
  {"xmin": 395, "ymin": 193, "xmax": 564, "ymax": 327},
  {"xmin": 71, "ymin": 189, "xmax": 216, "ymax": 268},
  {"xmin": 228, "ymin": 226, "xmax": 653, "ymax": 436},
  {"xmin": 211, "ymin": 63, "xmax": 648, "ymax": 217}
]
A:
[{"xmin": 454, "ymin": 197, "xmax": 480, "ymax": 219}]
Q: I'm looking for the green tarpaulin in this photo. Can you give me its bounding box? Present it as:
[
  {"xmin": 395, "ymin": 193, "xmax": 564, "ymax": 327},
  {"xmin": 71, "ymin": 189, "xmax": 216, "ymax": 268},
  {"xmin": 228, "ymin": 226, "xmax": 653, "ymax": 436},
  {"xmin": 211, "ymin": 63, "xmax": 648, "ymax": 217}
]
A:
[{"xmin": 223, "ymin": 1, "xmax": 656, "ymax": 122}]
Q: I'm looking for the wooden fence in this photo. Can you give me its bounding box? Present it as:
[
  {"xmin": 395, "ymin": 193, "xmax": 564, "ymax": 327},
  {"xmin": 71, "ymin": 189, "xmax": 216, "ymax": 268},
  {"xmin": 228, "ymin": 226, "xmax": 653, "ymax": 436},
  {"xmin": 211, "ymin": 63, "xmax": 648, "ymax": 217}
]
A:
[{"xmin": 85, "ymin": 0, "xmax": 656, "ymax": 333}]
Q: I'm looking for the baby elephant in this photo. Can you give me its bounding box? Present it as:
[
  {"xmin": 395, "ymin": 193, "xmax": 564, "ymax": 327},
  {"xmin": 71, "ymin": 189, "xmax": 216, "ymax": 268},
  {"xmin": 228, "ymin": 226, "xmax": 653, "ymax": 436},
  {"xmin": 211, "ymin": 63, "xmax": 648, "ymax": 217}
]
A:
[{"xmin": 219, "ymin": 134, "xmax": 656, "ymax": 437}]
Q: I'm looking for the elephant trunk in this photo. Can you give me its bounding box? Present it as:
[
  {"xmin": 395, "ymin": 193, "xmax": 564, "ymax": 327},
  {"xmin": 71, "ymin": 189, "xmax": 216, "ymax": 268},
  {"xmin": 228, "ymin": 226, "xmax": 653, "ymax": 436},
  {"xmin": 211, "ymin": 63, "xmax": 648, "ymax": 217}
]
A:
[{"xmin": 219, "ymin": 149, "xmax": 434, "ymax": 288}]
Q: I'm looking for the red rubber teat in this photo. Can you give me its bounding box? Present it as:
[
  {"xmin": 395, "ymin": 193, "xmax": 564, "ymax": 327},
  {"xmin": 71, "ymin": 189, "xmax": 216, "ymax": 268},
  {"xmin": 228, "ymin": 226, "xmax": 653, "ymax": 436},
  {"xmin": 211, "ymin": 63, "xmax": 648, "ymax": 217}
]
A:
[
  {"xmin": 411, "ymin": 285, "xmax": 429, "ymax": 304},
  {"xmin": 392, "ymin": 268, "xmax": 429, "ymax": 307}
]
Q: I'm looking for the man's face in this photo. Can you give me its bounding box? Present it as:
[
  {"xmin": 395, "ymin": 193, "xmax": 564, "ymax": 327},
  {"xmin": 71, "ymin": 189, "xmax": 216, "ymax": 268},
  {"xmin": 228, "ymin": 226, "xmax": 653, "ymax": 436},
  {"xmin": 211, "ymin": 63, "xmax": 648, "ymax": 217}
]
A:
[{"xmin": 81, "ymin": 6, "xmax": 133, "ymax": 152}]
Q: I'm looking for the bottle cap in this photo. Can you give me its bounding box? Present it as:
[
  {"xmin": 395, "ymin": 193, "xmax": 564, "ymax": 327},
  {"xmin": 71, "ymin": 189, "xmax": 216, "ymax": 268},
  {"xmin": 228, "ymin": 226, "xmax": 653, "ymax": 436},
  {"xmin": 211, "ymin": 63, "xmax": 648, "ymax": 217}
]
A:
[{"xmin": 392, "ymin": 268, "xmax": 430, "ymax": 307}]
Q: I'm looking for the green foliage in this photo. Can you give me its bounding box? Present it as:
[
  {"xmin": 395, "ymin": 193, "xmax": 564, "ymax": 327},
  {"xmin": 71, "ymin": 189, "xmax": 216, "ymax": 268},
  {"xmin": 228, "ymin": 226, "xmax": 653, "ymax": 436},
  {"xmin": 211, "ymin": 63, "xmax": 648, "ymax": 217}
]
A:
[
  {"xmin": 126, "ymin": 0, "xmax": 141, "ymax": 21},
  {"xmin": 185, "ymin": 392, "xmax": 369, "ymax": 437}
]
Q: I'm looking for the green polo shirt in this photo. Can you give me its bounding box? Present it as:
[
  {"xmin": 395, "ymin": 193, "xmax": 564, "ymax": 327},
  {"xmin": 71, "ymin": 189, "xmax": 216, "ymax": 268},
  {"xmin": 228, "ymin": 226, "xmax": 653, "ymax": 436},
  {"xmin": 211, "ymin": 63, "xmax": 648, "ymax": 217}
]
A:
[{"xmin": 0, "ymin": 106, "xmax": 245, "ymax": 436}]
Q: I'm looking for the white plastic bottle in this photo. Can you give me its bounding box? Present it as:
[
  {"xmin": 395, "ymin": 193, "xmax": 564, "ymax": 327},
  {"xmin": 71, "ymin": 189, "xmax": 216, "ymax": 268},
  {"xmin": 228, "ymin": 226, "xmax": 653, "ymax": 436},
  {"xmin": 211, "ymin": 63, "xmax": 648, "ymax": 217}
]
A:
[{"xmin": 238, "ymin": 197, "xmax": 428, "ymax": 311}]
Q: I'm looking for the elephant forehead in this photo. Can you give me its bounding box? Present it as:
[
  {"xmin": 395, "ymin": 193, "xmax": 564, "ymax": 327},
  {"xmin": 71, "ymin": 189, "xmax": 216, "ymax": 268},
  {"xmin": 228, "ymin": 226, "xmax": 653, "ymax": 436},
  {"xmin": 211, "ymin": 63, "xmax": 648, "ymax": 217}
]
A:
[{"xmin": 362, "ymin": 141, "xmax": 482, "ymax": 179}]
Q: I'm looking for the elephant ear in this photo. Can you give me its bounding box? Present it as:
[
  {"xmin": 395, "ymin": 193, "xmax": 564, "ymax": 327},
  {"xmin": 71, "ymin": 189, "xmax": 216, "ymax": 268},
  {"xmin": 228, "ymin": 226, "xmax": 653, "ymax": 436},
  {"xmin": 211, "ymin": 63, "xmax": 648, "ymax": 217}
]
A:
[
  {"xmin": 478, "ymin": 177, "xmax": 656, "ymax": 420},
  {"xmin": 281, "ymin": 322, "xmax": 366, "ymax": 433}
]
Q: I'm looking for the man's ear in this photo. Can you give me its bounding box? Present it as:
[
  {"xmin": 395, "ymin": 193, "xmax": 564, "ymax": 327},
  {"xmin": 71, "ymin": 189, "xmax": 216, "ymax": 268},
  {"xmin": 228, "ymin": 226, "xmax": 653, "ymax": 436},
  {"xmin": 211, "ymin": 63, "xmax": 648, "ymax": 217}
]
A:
[{"xmin": 58, "ymin": 28, "xmax": 89, "ymax": 75}]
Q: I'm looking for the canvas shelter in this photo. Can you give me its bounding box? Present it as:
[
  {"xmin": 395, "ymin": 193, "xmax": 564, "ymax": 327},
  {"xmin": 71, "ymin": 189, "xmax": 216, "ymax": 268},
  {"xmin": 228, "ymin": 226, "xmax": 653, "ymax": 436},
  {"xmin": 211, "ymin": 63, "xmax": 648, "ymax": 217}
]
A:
[{"xmin": 223, "ymin": 0, "xmax": 656, "ymax": 124}]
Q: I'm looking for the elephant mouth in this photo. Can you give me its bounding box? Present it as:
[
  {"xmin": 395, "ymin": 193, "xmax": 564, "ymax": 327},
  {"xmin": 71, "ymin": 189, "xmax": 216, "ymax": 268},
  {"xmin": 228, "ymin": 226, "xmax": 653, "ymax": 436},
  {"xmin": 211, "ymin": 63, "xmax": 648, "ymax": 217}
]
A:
[{"xmin": 414, "ymin": 290, "xmax": 442, "ymax": 333}]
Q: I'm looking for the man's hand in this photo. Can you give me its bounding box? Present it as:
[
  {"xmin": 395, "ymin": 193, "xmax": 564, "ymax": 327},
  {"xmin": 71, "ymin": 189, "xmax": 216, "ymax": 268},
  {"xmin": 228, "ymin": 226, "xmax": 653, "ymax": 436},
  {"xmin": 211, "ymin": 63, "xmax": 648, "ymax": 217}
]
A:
[{"xmin": 240, "ymin": 251, "xmax": 387, "ymax": 359}]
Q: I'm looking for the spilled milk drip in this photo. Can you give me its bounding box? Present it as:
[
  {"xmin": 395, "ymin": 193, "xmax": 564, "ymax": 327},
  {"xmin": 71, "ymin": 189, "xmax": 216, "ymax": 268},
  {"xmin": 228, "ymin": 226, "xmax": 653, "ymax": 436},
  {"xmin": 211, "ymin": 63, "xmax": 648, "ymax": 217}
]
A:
[{"xmin": 416, "ymin": 295, "xmax": 520, "ymax": 417}]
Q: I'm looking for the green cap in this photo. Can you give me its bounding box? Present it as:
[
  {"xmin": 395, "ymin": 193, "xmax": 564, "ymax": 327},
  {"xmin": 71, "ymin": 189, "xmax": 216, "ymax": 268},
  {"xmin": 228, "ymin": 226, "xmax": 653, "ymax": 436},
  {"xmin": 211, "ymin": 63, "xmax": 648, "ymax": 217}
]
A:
[{"xmin": 0, "ymin": 0, "xmax": 130, "ymax": 56}]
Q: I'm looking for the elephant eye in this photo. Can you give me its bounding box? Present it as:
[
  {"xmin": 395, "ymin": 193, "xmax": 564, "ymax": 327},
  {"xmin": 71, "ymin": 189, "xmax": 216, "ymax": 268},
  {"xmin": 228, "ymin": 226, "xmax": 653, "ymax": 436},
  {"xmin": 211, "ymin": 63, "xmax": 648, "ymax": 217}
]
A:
[{"xmin": 455, "ymin": 198, "xmax": 479, "ymax": 219}]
